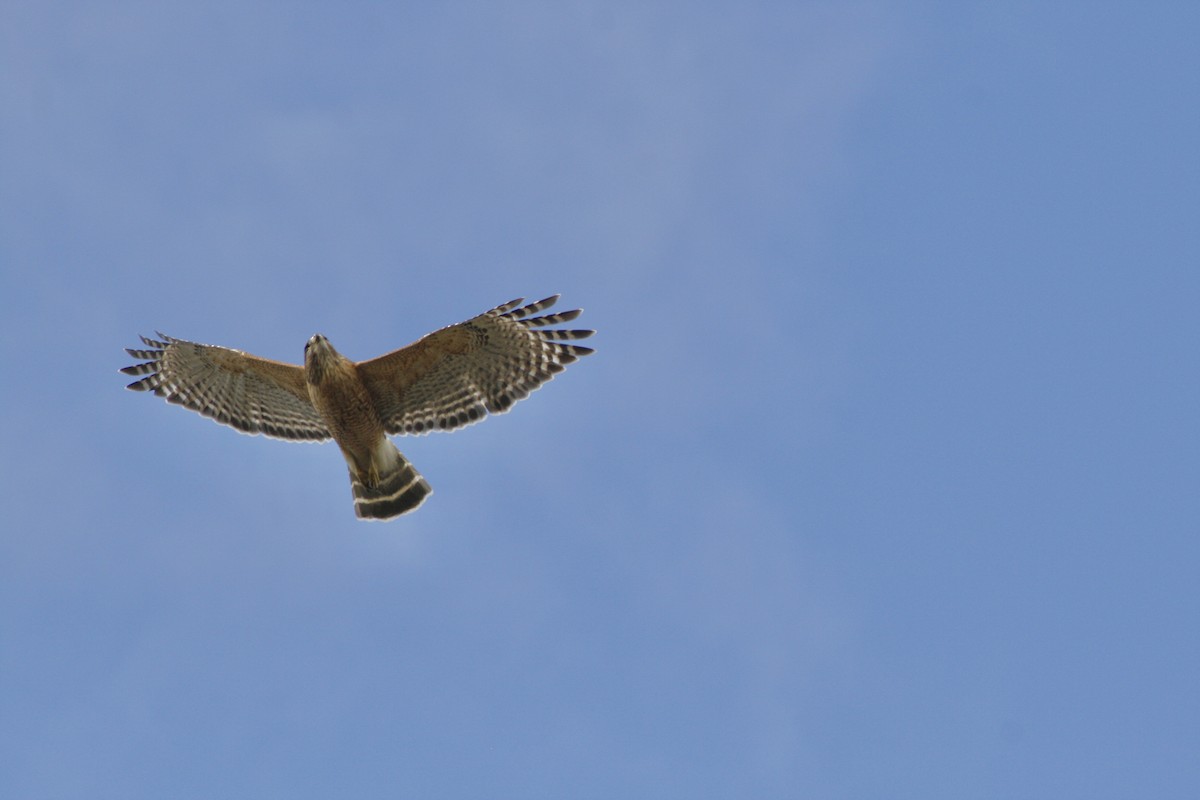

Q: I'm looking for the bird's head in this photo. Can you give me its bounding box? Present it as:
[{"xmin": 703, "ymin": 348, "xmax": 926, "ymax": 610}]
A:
[{"xmin": 304, "ymin": 334, "xmax": 342, "ymax": 384}]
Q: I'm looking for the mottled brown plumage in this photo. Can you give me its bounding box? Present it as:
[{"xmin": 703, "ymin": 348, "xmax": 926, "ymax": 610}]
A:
[{"xmin": 122, "ymin": 295, "xmax": 594, "ymax": 520}]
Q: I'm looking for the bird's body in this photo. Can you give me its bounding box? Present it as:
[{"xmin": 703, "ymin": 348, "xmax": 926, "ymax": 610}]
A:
[
  {"xmin": 304, "ymin": 334, "xmax": 432, "ymax": 518},
  {"xmin": 122, "ymin": 295, "xmax": 593, "ymax": 520},
  {"xmin": 304, "ymin": 335, "xmax": 384, "ymax": 456}
]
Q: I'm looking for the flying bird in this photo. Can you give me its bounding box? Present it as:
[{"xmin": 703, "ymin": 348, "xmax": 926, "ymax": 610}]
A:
[{"xmin": 121, "ymin": 295, "xmax": 594, "ymax": 520}]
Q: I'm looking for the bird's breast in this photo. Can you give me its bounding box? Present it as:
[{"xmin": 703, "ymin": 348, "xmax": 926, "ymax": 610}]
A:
[{"xmin": 307, "ymin": 362, "xmax": 385, "ymax": 453}]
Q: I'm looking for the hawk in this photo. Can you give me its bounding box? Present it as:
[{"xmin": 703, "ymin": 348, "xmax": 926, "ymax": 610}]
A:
[{"xmin": 121, "ymin": 295, "xmax": 594, "ymax": 520}]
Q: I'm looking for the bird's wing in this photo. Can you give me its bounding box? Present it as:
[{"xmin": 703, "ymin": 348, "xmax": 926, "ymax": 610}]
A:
[
  {"xmin": 357, "ymin": 295, "xmax": 594, "ymax": 435},
  {"xmin": 122, "ymin": 333, "xmax": 331, "ymax": 441}
]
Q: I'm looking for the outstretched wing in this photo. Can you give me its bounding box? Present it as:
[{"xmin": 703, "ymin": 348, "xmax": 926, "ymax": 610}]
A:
[
  {"xmin": 357, "ymin": 295, "xmax": 595, "ymax": 436},
  {"xmin": 121, "ymin": 334, "xmax": 331, "ymax": 441}
]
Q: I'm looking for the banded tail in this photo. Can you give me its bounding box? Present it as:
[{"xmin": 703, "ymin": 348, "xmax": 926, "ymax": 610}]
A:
[{"xmin": 350, "ymin": 441, "xmax": 432, "ymax": 520}]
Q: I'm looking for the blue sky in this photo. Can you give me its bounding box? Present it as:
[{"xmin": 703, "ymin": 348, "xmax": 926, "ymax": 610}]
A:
[{"xmin": 2, "ymin": 2, "xmax": 1198, "ymax": 797}]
